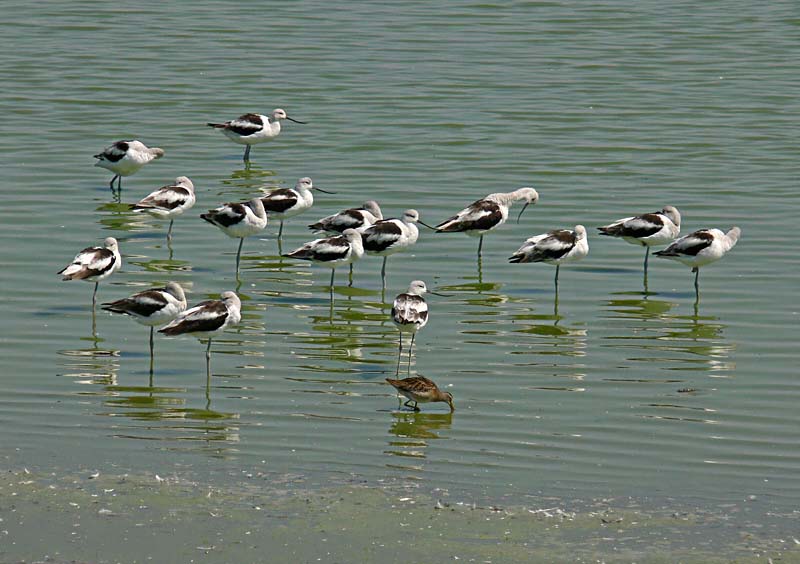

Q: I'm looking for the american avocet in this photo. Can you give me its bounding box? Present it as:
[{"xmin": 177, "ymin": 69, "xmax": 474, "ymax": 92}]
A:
[
  {"xmin": 362, "ymin": 209, "xmax": 421, "ymax": 288},
  {"xmin": 282, "ymin": 228, "xmax": 364, "ymax": 290},
  {"xmin": 391, "ymin": 280, "xmax": 447, "ymax": 374},
  {"xmin": 131, "ymin": 176, "xmax": 196, "ymax": 243},
  {"xmin": 598, "ymin": 206, "xmax": 681, "ymax": 281},
  {"xmin": 434, "ymin": 187, "xmax": 539, "ymax": 259},
  {"xmin": 94, "ymin": 140, "xmax": 165, "ymax": 191},
  {"xmin": 159, "ymin": 291, "xmax": 242, "ymax": 377},
  {"xmin": 201, "ymin": 198, "xmax": 267, "ymax": 278},
  {"xmin": 308, "ymin": 200, "xmax": 383, "ymax": 234},
  {"xmin": 385, "ymin": 375, "xmax": 454, "ymax": 412},
  {"xmin": 101, "ymin": 282, "xmax": 187, "ymax": 373},
  {"xmin": 654, "ymin": 226, "xmax": 741, "ymax": 297},
  {"xmin": 58, "ymin": 237, "xmax": 122, "ymax": 308},
  {"xmin": 509, "ymin": 225, "xmax": 589, "ymax": 291},
  {"xmin": 206, "ymin": 109, "xmax": 306, "ymax": 162},
  {"xmin": 260, "ymin": 177, "xmax": 334, "ymax": 241}
]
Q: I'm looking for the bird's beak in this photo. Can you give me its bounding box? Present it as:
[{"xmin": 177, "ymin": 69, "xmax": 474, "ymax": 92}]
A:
[
  {"xmin": 429, "ymin": 290, "xmax": 454, "ymax": 297},
  {"xmin": 314, "ymin": 187, "xmax": 336, "ymax": 194},
  {"xmin": 286, "ymin": 116, "xmax": 307, "ymax": 124},
  {"xmin": 516, "ymin": 202, "xmax": 530, "ymax": 223},
  {"xmin": 417, "ymin": 220, "xmax": 437, "ymax": 231}
]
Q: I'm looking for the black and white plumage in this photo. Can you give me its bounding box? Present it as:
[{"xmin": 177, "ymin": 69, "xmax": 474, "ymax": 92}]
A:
[
  {"xmin": 509, "ymin": 225, "xmax": 589, "ymax": 291},
  {"xmin": 101, "ymin": 282, "xmax": 187, "ymax": 372},
  {"xmin": 654, "ymin": 226, "xmax": 741, "ymax": 297},
  {"xmin": 260, "ymin": 177, "xmax": 334, "ymax": 240},
  {"xmin": 94, "ymin": 140, "xmax": 165, "ymax": 191},
  {"xmin": 201, "ymin": 198, "xmax": 267, "ymax": 277},
  {"xmin": 159, "ymin": 291, "xmax": 242, "ymax": 376},
  {"xmin": 435, "ymin": 187, "xmax": 539, "ymax": 259},
  {"xmin": 598, "ymin": 205, "xmax": 681, "ymax": 281},
  {"xmin": 391, "ymin": 280, "xmax": 431, "ymax": 375},
  {"xmin": 362, "ymin": 209, "xmax": 421, "ymax": 288},
  {"xmin": 58, "ymin": 237, "xmax": 122, "ymax": 308},
  {"xmin": 308, "ymin": 200, "xmax": 383, "ymax": 234},
  {"xmin": 283, "ymin": 228, "xmax": 364, "ymax": 289},
  {"xmin": 131, "ymin": 176, "xmax": 196, "ymax": 243},
  {"xmin": 206, "ymin": 109, "xmax": 306, "ymax": 162}
]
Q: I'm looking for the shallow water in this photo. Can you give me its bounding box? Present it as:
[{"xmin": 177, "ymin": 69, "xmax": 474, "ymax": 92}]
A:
[{"xmin": 2, "ymin": 1, "xmax": 799, "ymax": 560}]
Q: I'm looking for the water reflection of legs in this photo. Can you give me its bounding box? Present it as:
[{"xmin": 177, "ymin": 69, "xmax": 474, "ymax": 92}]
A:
[
  {"xmin": 407, "ymin": 333, "xmax": 416, "ymax": 375},
  {"xmin": 381, "ymin": 257, "xmax": 388, "ymax": 290},
  {"xmin": 693, "ymin": 267, "xmax": 700, "ymax": 301},
  {"xmin": 235, "ymin": 238, "xmax": 244, "ymax": 279},
  {"xmin": 149, "ymin": 327, "xmax": 155, "ymax": 376},
  {"xmin": 396, "ymin": 333, "xmax": 403, "ymax": 375},
  {"xmin": 477, "ymin": 253, "xmax": 483, "ymax": 284},
  {"xmin": 554, "ymin": 264, "xmax": 560, "ymax": 295}
]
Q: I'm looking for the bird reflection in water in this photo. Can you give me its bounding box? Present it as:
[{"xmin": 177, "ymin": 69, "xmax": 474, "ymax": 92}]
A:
[
  {"xmin": 385, "ymin": 411, "xmax": 454, "ymax": 461},
  {"xmin": 58, "ymin": 332, "xmax": 120, "ymax": 388}
]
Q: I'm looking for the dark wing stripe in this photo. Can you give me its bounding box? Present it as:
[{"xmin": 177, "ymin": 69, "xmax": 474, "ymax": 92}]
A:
[
  {"xmin": 261, "ymin": 190, "xmax": 299, "ymax": 213},
  {"xmin": 363, "ymin": 221, "xmax": 403, "ymax": 252}
]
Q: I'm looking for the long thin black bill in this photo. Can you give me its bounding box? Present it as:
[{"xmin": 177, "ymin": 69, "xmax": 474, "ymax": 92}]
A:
[
  {"xmin": 516, "ymin": 202, "xmax": 530, "ymax": 223},
  {"xmin": 286, "ymin": 116, "xmax": 307, "ymax": 124}
]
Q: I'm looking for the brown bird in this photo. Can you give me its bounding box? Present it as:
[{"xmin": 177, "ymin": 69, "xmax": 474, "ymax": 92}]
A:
[{"xmin": 385, "ymin": 376, "xmax": 454, "ymax": 412}]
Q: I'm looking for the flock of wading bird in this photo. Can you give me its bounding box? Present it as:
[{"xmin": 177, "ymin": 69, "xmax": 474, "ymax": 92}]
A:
[{"xmin": 58, "ymin": 108, "xmax": 741, "ymax": 412}]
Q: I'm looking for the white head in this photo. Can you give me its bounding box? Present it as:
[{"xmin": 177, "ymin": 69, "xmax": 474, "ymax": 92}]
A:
[
  {"xmin": 220, "ymin": 291, "xmax": 241, "ymax": 309},
  {"xmin": 342, "ymin": 228, "xmax": 362, "ymax": 243},
  {"xmin": 164, "ymin": 281, "xmax": 186, "ymax": 303},
  {"xmin": 150, "ymin": 147, "xmax": 165, "ymax": 159},
  {"xmin": 513, "ymin": 187, "xmax": 539, "ymax": 222},
  {"xmin": 363, "ymin": 200, "xmax": 382, "ymax": 219},
  {"xmin": 174, "ymin": 176, "xmax": 194, "ymax": 191},
  {"xmin": 103, "ymin": 237, "xmax": 119, "ymax": 251},
  {"xmin": 402, "ymin": 209, "xmax": 420, "ymax": 223},
  {"xmin": 662, "ymin": 205, "xmax": 681, "ymax": 227},
  {"xmin": 296, "ymin": 177, "xmax": 313, "ymax": 191},
  {"xmin": 573, "ymin": 225, "xmax": 587, "ymax": 240},
  {"xmin": 247, "ymin": 197, "xmax": 266, "ymax": 217},
  {"xmin": 726, "ymin": 226, "xmax": 741, "ymax": 247},
  {"xmin": 270, "ymin": 108, "xmax": 305, "ymax": 124},
  {"xmin": 407, "ymin": 280, "xmax": 428, "ymax": 295}
]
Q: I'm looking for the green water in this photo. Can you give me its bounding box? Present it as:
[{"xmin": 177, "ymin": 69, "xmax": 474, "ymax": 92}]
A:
[{"xmin": 2, "ymin": 1, "xmax": 798, "ymax": 560}]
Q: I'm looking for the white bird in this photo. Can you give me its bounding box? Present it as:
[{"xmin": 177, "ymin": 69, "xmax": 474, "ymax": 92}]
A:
[
  {"xmin": 206, "ymin": 109, "xmax": 306, "ymax": 162},
  {"xmin": 283, "ymin": 228, "xmax": 364, "ymax": 290},
  {"xmin": 598, "ymin": 206, "xmax": 681, "ymax": 280},
  {"xmin": 201, "ymin": 198, "xmax": 267, "ymax": 278},
  {"xmin": 361, "ymin": 209, "xmax": 422, "ymax": 288},
  {"xmin": 58, "ymin": 237, "xmax": 122, "ymax": 308},
  {"xmin": 308, "ymin": 201, "xmax": 383, "ymax": 234},
  {"xmin": 434, "ymin": 187, "xmax": 539, "ymax": 259},
  {"xmin": 654, "ymin": 226, "xmax": 741, "ymax": 297},
  {"xmin": 391, "ymin": 280, "xmax": 444, "ymax": 374},
  {"xmin": 509, "ymin": 225, "xmax": 589, "ymax": 291},
  {"xmin": 101, "ymin": 282, "xmax": 187, "ymax": 372},
  {"xmin": 159, "ymin": 291, "xmax": 242, "ymax": 377},
  {"xmin": 260, "ymin": 177, "xmax": 334, "ymax": 241},
  {"xmin": 131, "ymin": 176, "xmax": 196, "ymax": 243},
  {"xmin": 94, "ymin": 140, "xmax": 165, "ymax": 192}
]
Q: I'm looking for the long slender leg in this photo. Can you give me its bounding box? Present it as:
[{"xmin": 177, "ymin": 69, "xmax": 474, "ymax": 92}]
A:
[
  {"xmin": 92, "ymin": 282, "xmax": 99, "ymax": 310},
  {"xmin": 117, "ymin": 176, "xmax": 123, "ymax": 190},
  {"xmin": 243, "ymin": 145, "xmax": 251, "ymax": 162},
  {"xmin": 330, "ymin": 267, "xmax": 335, "ymax": 289},
  {"xmin": 693, "ymin": 267, "xmax": 699, "ymax": 298},
  {"xmin": 167, "ymin": 220, "xmax": 174, "ymax": 243},
  {"xmin": 278, "ymin": 220, "xmax": 284, "ymax": 241},
  {"xmin": 381, "ymin": 257, "xmax": 388, "ymax": 289},
  {"xmin": 348, "ymin": 263, "xmax": 354, "ymax": 287},
  {"xmin": 643, "ymin": 246, "xmax": 650, "ymax": 277},
  {"xmin": 408, "ymin": 333, "xmax": 416, "ymax": 374},
  {"xmin": 477, "ymin": 235, "xmax": 484, "ymax": 260},
  {"xmin": 412, "ymin": 401, "xmax": 420, "ymax": 412},
  {"xmin": 149, "ymin": 327, "xmax": 154, "ymax": 375},
  {"xmin": 396, "ymin": 333, "xmax": 403, "ymax": 375},
  {"xmin": 404, "ymin": 399, "xmax": 415, "ymax": 409},
  {"xmin": 109, "ymin": 175, "xmax": 119, "ymax": 190},
  {"xmin": 554, "ymin": 265, "xmax": 560, "ymax": 294},
  {"xmin": 235, "ymin": 238, "xmax": 244, "ymax": 278},
  {"xmin": 206, "ymin": 338, "xmax": 213, "ymax": 382}
]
